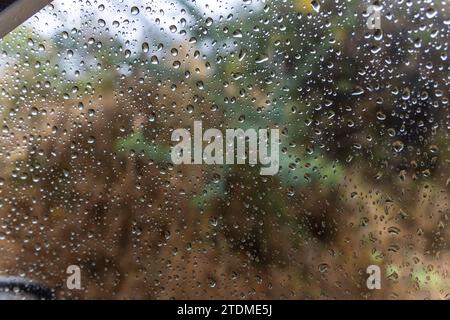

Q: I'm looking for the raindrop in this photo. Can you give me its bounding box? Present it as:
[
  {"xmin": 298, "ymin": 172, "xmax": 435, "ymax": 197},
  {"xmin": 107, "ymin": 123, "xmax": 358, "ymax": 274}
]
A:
[
  {"xmin": 392, "ymin": 140, "xmax": 404, "ymax": 153},
  {"xmin": 131, "ymin": 6, "xmax": 140, "ymax": 15},
  {"xmin": 311, "ymin": 0, "xmax": 320, "ymax": 13},
  {"xmin": 425, "ymin": 7, "xmax": 437, "ymax": 19}
]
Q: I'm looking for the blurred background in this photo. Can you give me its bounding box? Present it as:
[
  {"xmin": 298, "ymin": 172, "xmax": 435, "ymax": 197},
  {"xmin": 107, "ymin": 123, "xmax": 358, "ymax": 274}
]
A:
[{"xmin": 0, "ymin": 0, "xmax": 449, "ymax": 299}]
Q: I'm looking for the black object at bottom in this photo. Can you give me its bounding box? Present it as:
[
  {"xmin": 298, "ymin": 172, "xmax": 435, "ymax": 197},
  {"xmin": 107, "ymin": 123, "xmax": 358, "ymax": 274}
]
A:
[
  {"xmin": 0, "ymin": 0, "xmax": 15, "ymax": 12},
  {"xmin": 0, "ymin": 276, "xmax": 54, "ymax": 300}
]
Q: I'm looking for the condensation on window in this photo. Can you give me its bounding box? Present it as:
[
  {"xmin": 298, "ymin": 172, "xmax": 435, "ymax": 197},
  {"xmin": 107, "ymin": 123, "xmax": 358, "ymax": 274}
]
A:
[{"xmin": 0, "ymin": 0, "xmax": 449, "ymax": 299}]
